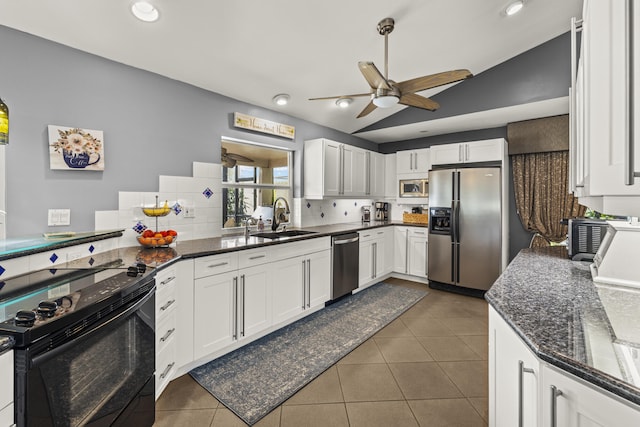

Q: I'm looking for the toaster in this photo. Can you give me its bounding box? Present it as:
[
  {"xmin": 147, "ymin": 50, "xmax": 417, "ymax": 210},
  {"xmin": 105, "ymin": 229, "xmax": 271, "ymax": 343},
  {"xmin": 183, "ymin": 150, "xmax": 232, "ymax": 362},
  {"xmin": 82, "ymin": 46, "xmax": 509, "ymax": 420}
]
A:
[{"xmin": 567, "ymin": 218, "xmax": 608, "ymax": 261}]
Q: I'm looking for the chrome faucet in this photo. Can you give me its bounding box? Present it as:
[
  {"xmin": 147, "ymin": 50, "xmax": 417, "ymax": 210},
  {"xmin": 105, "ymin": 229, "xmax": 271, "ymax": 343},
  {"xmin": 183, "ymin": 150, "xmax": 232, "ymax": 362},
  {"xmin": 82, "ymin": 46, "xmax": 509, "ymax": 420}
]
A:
[{"xmin": 271, "ymin": 197, "xmax": 291, "ymax": 232}]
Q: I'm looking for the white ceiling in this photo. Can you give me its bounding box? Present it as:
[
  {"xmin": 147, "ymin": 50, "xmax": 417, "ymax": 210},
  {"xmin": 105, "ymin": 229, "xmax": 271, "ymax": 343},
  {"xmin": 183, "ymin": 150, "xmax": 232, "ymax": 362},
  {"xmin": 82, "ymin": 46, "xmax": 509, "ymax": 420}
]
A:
[{"xmin": 0, "ymin": 0, "xmax": 582, "ymax": 142}]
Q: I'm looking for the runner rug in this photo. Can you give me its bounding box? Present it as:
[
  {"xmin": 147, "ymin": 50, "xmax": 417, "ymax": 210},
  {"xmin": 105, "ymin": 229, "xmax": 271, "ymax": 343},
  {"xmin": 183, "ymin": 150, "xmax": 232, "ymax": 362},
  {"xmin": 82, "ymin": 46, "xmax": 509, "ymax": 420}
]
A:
[{"xmin": 190, "ymin": 281, "xmax": 427, "ymax": 425}]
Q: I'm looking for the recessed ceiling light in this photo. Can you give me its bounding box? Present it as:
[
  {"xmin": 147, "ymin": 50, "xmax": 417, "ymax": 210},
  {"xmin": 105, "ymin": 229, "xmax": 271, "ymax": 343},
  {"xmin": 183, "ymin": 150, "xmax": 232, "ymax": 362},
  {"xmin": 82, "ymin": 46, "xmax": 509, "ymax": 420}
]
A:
[
  {"xmin": 131, "ymin": 1, "xmax": 159, "ymax": 23},
  {"xmin": 272, "ymin": 94, "xmax": 290, "ymax": 106},
  {"xmin": 335, "ymin": 98, "xmax": 353, "ymax": 108},
  {"xmin": 505, "ymin": 1, "xmax": 524, "ymax": 16}
]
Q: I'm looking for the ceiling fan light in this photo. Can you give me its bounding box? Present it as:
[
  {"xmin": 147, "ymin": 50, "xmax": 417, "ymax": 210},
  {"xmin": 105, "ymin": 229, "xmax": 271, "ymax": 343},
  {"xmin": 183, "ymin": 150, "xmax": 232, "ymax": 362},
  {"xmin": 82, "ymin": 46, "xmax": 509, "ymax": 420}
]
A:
[
  {"xmin": 505, "ymin": 1, "xmax": 524, "ymax": 16},
  {"xmin": 335, "ymin": 98, "xmax": 353, "ymax": 108},
  {"xmin": 272, "ymin": 94, "xmax": 290, "ymax": 106},
  {"xmin": 131, "ymin": 1, "xmax": 159, "ymax": 22},
  {"xmin": 372, "ymin": 95, "xmax": 399, "ymax": 108}
]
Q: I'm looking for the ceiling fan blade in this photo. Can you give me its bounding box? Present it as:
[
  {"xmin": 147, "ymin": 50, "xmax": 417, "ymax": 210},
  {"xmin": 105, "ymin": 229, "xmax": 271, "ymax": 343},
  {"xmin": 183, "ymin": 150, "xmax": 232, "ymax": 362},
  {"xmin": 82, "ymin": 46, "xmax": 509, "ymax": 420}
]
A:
[
  {"xmin": 358, "ymin": 62, "xmax": 391, "ymax": 90},
  {"xmin": 356, "ymin": 100, "xmax": 378, "ymax": 118},
  {"xmin": 397, "ymin": 69, "xmax": 473, "ymax": 94},
  {"xmin": 308, "ymin": 93, "xmax": 371, "ymax": 101},
  {"xmin": 399, "ymin": 93, "xmax": 440, "ymax": 111}
]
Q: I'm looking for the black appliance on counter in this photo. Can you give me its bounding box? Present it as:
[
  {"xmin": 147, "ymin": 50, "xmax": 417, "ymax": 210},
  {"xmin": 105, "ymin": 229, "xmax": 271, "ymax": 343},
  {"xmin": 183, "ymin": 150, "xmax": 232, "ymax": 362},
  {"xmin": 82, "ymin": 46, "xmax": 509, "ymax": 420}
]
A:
[
  {"xmin": 566, "ymin": 218, "xmax": 608, "ymax": 261},
  {"xmin": 0, "ymin": 261, "xmax": 156, "ymax": 427}
]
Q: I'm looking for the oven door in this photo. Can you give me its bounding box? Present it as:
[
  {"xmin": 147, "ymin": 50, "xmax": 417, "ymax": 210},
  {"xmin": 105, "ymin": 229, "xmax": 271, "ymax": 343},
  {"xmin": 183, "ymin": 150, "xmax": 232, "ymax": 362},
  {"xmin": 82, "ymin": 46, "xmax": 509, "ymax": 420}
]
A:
[{"xmin": 16, "ymin": 288, "xmax": 156, "ymax": 427}]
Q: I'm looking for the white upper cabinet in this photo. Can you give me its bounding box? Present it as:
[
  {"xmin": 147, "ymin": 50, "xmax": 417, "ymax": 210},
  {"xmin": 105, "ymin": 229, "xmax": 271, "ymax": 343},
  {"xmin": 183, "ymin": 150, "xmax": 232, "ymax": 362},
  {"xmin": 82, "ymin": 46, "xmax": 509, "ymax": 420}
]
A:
[
  {"xmin": 572, "ymin": 0, "xmax": 640, "ymax": 214},
  {"xmin": 396, "ymin": 148, "xmax": 430, "ymax": 174},
  {"xmin": 384, "ymin": 153, "xmax": 397, "ymax": 198},
  {"xmin": 431, "ymin": 139, "xmax": 505, "ymax": 166},
  {"xmin": 304, "ymin": 138, "xmax": 383, "ymax": 199},
  {"xmin": 368, "ymin": 151, "xmax": 386, "ymax": 198}
]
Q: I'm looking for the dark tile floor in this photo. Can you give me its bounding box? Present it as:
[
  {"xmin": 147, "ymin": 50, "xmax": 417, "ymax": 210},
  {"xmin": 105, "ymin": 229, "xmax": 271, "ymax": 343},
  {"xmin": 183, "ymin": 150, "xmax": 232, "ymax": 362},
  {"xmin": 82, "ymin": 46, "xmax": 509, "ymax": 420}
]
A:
[{"xmin": 154, "ymin": 278, "xmax": 489, "ymax": 426}]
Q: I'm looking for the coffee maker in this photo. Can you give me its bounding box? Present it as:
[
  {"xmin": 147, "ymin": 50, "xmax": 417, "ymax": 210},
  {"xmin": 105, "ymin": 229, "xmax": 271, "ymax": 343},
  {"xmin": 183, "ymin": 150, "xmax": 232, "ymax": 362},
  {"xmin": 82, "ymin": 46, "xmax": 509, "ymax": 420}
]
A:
[
  {"xmin": 374, "ymin": 202, "xmax": 389, "ymax": 221},
  {"xmin": 361, "ymin": 206, "xmax": 371, "ymax": 222}
]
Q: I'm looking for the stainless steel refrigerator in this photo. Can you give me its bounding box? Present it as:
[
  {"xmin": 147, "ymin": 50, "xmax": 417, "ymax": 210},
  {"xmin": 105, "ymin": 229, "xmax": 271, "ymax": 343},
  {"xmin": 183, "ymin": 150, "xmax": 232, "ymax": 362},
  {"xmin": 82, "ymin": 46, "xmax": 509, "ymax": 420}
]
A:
[{"xmin": 428, "ymin": 167, "xmax": 502, "ymax": 291}]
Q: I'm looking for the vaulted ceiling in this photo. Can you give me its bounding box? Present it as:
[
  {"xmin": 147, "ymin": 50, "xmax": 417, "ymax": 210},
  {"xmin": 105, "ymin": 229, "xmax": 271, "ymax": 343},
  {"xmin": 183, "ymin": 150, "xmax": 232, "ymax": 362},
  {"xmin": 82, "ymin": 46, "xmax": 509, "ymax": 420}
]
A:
[{"xmin": 0, "ymin": 0, "xmax": 583, "ymax": 142}]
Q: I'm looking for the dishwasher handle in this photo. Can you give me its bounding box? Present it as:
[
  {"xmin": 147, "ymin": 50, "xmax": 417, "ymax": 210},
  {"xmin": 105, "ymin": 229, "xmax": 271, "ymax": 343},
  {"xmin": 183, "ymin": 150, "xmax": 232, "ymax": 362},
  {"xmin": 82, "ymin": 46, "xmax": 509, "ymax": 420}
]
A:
[{"xmin": 333, "ymin": 236, "xmax": 359, "ymax": 245}]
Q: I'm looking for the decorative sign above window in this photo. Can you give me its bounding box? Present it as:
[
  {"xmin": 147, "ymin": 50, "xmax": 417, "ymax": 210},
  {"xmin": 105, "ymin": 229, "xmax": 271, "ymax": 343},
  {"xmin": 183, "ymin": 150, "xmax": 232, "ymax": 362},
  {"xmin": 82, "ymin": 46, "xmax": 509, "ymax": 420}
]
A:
[
  {"xmin": 48, "ymin": 125, "xmax": 105, "ymax": 171},
  {"xmin": 233, "ymin": 112, "xmax": 295, "ymax": 140}
]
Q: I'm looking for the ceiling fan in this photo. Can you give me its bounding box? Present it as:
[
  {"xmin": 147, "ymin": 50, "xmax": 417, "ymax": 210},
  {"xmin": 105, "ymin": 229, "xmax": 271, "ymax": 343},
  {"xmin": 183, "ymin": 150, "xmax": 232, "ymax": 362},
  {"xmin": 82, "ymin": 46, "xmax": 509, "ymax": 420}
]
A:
[
  {"xmin": 221, "ymin": 147, "xmax": 254, "ymax": 168},
  {"xmin": 309, "ymin": 17, "xmax": 473, "ymax": 118}
]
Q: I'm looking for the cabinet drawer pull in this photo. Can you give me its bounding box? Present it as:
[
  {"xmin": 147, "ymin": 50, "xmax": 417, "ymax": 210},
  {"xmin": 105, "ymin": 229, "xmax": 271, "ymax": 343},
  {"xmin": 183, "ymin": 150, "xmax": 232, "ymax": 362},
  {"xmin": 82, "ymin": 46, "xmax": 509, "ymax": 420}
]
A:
[
  {"xmin": 249, "ymin": 255, "xmax": 265, "ymax": 260},
  {"xmin": 160, "ymin": 276, "xmax": 176, "ymax": 285},
  {"xmin": 518, "ymin": 360, "xmax": 535, "ymax": 427},
  {"xmin": 159, "ymin": 362, "xmax": 175, "ymax": 379},
  {"xmin": 160, "ymin": 299, "xmax": 176, "ymax": 311},
  {"xmin": 207, "ymin": 262, "xmax": 228, "ymax": 268},
  {"xmin": 550, "ymin": 385, "xmax": 563, "ymax": 427},
  {"xmin": 160, "ymin": 328, "xmax": 176, "ymax": 342}
]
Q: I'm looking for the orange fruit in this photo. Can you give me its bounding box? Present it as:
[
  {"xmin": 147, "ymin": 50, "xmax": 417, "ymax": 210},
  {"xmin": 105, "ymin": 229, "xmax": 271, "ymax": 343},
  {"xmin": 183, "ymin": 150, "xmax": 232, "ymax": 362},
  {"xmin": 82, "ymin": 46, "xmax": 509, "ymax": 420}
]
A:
[
  {"xmin": 154, "ymin": 233, "xmax": 163, "ymax": 238},
  {"xmin": 140, "ymin": 237, "xmax": 152, "ymax": 245},
  {"xmin": 157, "ymin": 238, "xmax": 166, "ymax": 245},
  {"xmin": 165, "ymin": 236, "xmax": 173, "ymax": 243}
]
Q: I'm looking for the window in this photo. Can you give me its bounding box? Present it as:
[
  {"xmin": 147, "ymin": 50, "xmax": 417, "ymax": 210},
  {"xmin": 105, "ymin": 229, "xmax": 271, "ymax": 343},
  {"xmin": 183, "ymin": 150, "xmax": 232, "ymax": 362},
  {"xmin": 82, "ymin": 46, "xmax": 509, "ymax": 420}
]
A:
[{"xmin": 221, "ymin": 139, "xmax": 291, "ymax": 230}]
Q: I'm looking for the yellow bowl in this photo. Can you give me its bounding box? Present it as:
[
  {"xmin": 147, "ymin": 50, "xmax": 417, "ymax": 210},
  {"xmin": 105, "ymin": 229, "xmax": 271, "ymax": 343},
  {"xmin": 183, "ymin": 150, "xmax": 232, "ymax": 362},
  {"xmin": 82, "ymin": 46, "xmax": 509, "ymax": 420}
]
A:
[{"xmin": 137, "ymin": 234, "xmax": 177, "ymax": 248}]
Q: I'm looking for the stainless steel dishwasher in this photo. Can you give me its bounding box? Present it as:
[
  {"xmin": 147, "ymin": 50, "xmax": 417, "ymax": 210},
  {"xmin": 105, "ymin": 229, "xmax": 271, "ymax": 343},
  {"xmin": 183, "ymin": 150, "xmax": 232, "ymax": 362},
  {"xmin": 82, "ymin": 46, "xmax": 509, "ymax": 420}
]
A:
[{"xmin": 331, "ymin": 232, "xmax": 360, "ymax": 300}]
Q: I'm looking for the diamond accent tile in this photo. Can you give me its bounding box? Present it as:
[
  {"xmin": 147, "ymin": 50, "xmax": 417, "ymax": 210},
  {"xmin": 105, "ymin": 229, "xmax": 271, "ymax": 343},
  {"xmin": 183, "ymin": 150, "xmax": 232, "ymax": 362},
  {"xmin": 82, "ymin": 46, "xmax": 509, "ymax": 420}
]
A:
[
  {"xmin": 203, "ymin": 187, "xmax": 214, "ymax": 199},
  {"xmin": 133, "ymin": 221, "xmax": 147, "ymax": 234},
  {"xmin": 333, "ymin": 202, "xmax": 336, "ymax": 207},
  {"xmin": 354, "ymin": 202, "xmax": 357, "ymax": 206},
  {"xmin": 0, "ymin": 265, "xmax": 5, "ymax": 276},
  {"xmin": 0, "ymin": 282, "xmax": 5, "ymax": 291},
  {"xmin": 88, "ymin": 257, "xmax": 95, "ymax": 266},
  {"xmin": 49, "ymin": 269, "xmax": 57, "ymax": 275},
  {"xmin": 89, "ymin": 245, "xmax": 95, "ymax": 253},
  {"xmin": 321, "ymin": 212, "xmax": 325, "ymax": 218},
  {"xmin": 344, "ymin": 211, "xmax": 348, "ymax": 216},
  {"xmin": 306, "ymin": 202, "xmax": 311, "ymax": 209},
  {"xmin": 172, "ymin": 202, "xmax": 182, "ymax": 215},
  {"xmin": 49, "ymin": 253, "xmax": 59, "ymax": 263}
]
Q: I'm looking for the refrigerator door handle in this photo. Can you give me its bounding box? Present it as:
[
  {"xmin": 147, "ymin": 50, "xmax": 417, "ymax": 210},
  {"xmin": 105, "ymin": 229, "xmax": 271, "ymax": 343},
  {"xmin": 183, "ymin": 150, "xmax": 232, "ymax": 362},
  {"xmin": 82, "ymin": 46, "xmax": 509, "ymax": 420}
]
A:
[{"xmin": 454, "ymin": 200, "xmax": 461, "ymax": 243}]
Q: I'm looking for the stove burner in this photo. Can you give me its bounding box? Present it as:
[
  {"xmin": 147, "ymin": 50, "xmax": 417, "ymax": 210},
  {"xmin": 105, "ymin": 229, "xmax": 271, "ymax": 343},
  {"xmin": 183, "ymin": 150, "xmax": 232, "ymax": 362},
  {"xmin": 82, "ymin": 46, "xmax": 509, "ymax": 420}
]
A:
[
  {"xmin": 37, "ymin": 301, "xmax": 58, "ymax": 318},
  {"xmin": 15, "ymin": 310, "xmax": 36, "ymax": 327}
]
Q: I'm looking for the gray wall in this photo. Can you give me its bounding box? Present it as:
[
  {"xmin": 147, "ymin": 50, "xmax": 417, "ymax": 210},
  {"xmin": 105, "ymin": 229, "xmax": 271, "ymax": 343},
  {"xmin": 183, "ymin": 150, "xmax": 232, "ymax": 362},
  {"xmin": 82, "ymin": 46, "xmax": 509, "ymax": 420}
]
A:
[{"xmin": 0, "ymin": 25, "xmax": 375, "ymax": 237}]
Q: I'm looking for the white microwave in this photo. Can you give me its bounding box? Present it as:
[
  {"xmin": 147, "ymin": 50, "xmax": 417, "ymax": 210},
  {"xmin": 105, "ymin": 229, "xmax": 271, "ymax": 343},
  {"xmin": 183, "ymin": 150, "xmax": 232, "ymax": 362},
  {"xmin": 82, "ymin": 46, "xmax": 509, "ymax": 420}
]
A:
[{"xmin": 399, "ymin": 178, "xmax": 428, "ymax": 198}]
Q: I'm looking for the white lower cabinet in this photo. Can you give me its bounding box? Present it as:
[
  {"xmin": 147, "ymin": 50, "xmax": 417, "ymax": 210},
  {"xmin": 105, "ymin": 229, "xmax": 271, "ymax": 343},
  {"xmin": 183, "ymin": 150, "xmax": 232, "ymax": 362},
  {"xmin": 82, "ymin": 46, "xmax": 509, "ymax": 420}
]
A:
[
  {"xmin": 394, "ymin": 226, "xmax": 428, "ymax": 278},
  {"xmin": 155, "ymin": 266, "xmax": 179, "ymax": 398},
  {"xmin": 542, "ymin": 365, "xmax": 640, "ymax": 427},
  {"xmin": 194, "ymin": 270, "xmax": 236, "ymax": 360},
  {"xmin": 489, "ymin": 306, "xmax": 539, "ymax": 427},
  {"xmin": 240, "ymin": 264, "xmax": 272, "ymax": 338},
  {"xmin": 272, "ymin": 249, "xmax": 330, "ymax": 325},
  {"xmin": 358, "ymin": 229, "xmax": 387, "ymax": 288},
  {"xmin": 0, "ymin": 350, "xmax": 13, "ymax": 427},
  {"xmin": 490, "ymin": 306, "xmax": 640, "ymax": 427}
]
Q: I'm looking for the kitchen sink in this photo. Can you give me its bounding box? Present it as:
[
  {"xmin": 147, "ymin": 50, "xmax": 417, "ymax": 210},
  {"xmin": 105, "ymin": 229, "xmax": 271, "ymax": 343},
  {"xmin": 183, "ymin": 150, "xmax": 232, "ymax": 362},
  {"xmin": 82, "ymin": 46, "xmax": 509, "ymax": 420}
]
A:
[{"xmin": 251, "ymin": 230, "xmax": 317, "ymax": 239}]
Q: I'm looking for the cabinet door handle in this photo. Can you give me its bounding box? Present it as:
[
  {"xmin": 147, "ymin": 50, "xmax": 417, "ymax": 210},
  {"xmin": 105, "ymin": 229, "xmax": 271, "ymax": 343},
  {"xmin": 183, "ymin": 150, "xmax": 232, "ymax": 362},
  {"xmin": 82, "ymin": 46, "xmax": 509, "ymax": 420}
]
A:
[
  {"xmin": 160, "ymin": 299, "xmax": 176, "ymax": 311},
  {"xmin": 518, "ymin": 360, "xmax": 535, "ymax": 427},
  {"xmin": 159, "ymin": 362, "xmax": 175, "ymax": 380},
  {"xmin": 458, "ymin": 145, "xmax": 463, "ymax": 162},
  {"xmin": 405, "ymin": 230, "xmax": 409, "ymax": 274},
  {"xmin": 425, "ymin": 241, "xmax": 428, "ymax": 276},
  {"xmin": 249, "ymin": 255, "xmax": 265, "ymax": 260},
  {"xmin": 160, "ymin": 327, "xmax": 176, "ymax": 343},
  {"xmin": 626, "ymin": 0, "xmax": 640, "ymax": 184},
  {"xmin": 240, "ymin": 274, "xmax": 245, "ymax": 337},
  {"xmin": 465, "ymin": 144, "xmax": 469, "ymax": 161},
  {"xmin": 208, "ymin": 262, "xmax": 228, "ymax": 269},
  {"xmin": 160, "ymin": 276, "xmax": 175, "ymax": 286},
  {"xmin": 307, "ymin": 258, "xmax": 311, "ymax": 308},
  {"xmin": 302, "ymin": 260, "xmax": 306, "ymax": 309},
  {"xmin": 232, "ymin": 276, "xmax": 238, "ymax": 340},
  {"xmin": 550, "ymin": 385, "xmax": 563, "ymax": 427}
]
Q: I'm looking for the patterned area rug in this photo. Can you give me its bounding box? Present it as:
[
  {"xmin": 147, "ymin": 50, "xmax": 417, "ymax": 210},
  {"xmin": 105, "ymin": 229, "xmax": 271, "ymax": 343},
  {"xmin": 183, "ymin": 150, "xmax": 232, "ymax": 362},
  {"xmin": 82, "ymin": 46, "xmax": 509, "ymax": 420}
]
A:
[{"xmin": 189, "ymin": 282, "xmax": 427, "ymax": 425}]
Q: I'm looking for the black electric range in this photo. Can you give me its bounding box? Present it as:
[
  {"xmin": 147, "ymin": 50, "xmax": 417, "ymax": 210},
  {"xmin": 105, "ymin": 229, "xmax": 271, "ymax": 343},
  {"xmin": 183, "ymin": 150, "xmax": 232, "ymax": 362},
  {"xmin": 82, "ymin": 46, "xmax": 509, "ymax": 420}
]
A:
[{"xmin": 0, "ymin": 260, "xmax": 155, "ymax": 348}]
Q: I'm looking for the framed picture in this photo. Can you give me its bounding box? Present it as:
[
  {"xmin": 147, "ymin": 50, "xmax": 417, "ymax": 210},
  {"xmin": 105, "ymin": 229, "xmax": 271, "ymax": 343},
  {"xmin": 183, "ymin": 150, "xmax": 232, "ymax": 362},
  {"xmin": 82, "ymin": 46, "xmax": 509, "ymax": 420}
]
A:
[{"xmin": 48, "ymin": 125, "xmax": 105, "ymax": 171}]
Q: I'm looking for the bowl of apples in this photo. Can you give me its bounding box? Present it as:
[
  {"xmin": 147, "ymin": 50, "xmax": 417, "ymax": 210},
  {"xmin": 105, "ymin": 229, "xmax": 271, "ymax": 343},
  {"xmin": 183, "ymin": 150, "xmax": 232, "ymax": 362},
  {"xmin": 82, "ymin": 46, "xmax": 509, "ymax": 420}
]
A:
[{"xmin": 137, "ymin": 229, "xmax": 178, "ymax": 248}]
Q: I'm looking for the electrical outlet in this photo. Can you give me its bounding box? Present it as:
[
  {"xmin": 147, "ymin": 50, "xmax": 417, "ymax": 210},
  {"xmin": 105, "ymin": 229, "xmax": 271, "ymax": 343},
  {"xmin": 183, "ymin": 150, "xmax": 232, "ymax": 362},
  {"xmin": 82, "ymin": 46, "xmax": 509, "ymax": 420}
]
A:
[
  {"xmin": 183, "ymin": 206, "xmax": 196, "ymax": 218},
  {"xmin": 48, "ymin": 209, "xmax": 71, "ymax": 226}
]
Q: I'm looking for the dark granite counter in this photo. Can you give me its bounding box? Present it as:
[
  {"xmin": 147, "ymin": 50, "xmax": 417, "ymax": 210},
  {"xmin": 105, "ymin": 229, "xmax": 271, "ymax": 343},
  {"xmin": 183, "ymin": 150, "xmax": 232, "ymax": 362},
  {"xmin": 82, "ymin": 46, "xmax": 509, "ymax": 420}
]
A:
[{"xmin": 486, "ymin": 247, "xmax": 640, "ymax": 406}]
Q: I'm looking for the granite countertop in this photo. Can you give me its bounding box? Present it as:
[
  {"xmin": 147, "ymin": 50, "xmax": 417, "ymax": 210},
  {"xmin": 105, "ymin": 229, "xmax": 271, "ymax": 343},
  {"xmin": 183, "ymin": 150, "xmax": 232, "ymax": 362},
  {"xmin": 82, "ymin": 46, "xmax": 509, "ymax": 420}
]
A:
[{"xmin": 486, "ymin": 247, "xmax": 640, "ymax": 406}]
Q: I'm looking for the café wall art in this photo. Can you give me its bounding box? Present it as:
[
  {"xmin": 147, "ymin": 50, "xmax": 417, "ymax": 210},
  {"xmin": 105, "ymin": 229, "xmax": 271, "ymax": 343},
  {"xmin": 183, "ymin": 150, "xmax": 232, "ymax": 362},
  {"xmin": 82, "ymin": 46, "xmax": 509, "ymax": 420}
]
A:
[{"xmin": 48, "ymin": 125, "xmax": 105, "ymax": 171}]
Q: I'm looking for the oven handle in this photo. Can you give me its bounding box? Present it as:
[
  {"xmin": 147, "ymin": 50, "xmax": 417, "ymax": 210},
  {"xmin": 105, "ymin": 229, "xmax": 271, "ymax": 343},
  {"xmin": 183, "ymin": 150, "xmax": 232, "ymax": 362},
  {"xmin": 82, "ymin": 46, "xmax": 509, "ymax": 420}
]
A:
[{"xmin": 31, "ymin": 285, "xmax": 156, "ymax": 366}]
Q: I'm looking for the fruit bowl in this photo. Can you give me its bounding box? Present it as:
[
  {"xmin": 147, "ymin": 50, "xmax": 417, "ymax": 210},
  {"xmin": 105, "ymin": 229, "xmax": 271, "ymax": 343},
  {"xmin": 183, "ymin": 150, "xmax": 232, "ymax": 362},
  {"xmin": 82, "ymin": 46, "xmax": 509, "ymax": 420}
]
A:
[{"xmin": 137, "ymin": 233, "xmax": 177, "ymax": 248}]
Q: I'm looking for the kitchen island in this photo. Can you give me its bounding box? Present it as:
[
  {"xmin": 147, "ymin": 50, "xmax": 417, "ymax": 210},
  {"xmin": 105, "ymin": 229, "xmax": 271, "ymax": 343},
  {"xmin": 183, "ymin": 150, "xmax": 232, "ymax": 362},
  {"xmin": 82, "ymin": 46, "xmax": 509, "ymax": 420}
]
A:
[{"xmin": 485, "ymin": 247, "xmax": 640, "ymax": 425}]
